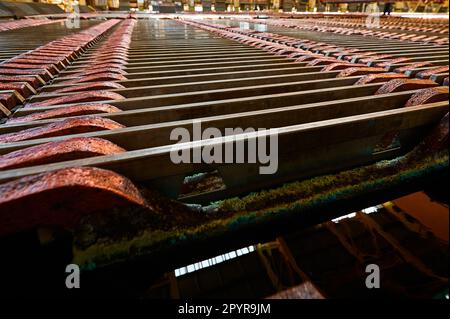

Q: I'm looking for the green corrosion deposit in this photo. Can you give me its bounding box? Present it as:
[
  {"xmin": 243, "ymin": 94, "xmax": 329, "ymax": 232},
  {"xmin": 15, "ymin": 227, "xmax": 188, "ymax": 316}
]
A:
[{"xmin": 72, "ymin": 144, "xmax": 448, "ymax": 269}]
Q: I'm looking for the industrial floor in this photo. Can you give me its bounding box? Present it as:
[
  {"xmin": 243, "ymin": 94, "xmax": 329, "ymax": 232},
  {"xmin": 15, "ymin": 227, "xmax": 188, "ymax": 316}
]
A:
[{"xmin": 0, "ymin": 11, "xmax": 448, "ymax": 298}]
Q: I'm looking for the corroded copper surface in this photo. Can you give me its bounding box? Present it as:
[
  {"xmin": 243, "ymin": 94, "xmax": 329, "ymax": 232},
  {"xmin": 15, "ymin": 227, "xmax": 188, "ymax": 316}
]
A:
[
  {"xmin": 0, "ymin": 83, "xmax": 34, "ymax": 98},
  {"xmin": 0, "ymin": 93, "xmax": 18, "ymax": 110},
  {"xmin": 0, "ymin": 167, "xmax": 148, "ymax": 236},
  {"xmin": 7, "ymin": 104, "xmax": 122, "ymax": 123},
  {"xmin": 394, "ymin": 62, "xmax": 435, "ymax": 73},
  {"xmin": 310, "ymin": 45, "xmax": 337, "ymax": 52},
  {"xmin": 0, "ymin": 19, "xmax": 66, "ymax": 32},
  {"xmin": 307, "ymin": 58, "xmax": 339, "ymax": 66},
  {"xmin": 0, "ymin": 137, "xmax": 125, "ymax": 170},
  {"xmin": 416, "ymin": 113, "xmax": 449, "ymax": 154},
  {"xmin": 274, "ymin": 48, "xmax": 298, "ymax": 56},
  {"xmin": 375, "ymin": 79, "xmax": 438, "ymax": 95},
  {"xmin": 359, "ymin": 54, "xmax": 393, "ymax": 64},
  {"xmin": 422, "ymin": 35, "xmax": 439, "ymax": 43},
  {"xmin": 25, "ymin": 91, "xmax": 125, "ymax": 108},
  {"xmin": 60, "ymin": 73, "xmax": 128, "ymax": 84},
  {"xmin": 10, "ymin": 58, "xmax": 65, "ymax": 70},
  {"xmin": 47, "ymin": 82, "xmax": 125, "ymax": 94},
  {"xmin": 287, "ymin": 52, "xmax": 308, "ymax": 58},
  {"xmin": 0, "ymin": 76, "xmax": 42, "ymax": 89},
  {"xmin": 0, "ymin": 69, "xmax": 52, "ymax": 82},
  {"xmin": 404, "ymin": 86, "xmax": 449, "ymax": 107},
  {"xmin": 17, "ymin": 54, "xmax": 69, "ymax": 62},
  {"xmin": 295, "ymin": 54, "xmax": 323, "ymax": 62},
  {"xmin": 355, "ymin": 73, "xmax": 408, "ymax": 85},
  {"xmin": 321, "ymin": 63, "xmax": 365, "ymax": 72},
  {"xmin": 90, "ymin": 50, "xmax": 129, "ymax": 57},
  {"xmin": 376, "ymin": 57, "xmax": 412, "ymax": 67},
  {"xmin": 84, "ymin": 58, "xmax": 128, "ymax": 65},
  {"xmin": 66, "ymin": 68, "xmax": 127, "ymax": 78},
  {"xmin": 0, "ymin": 102, "xmax": 10, "ymax": 118},
  {"xmin": 416, "ymin": 66, "xmax": 449, "ymax": 79},
  {"xmin": 337, "ymin": 67, "xmax": 385, "ymax": 78},
  {"xmin": 343, "ymin": 52, "xmax": 377, "ymax": 62},
  {"xmin": 0, "ymin": 117, "xmax": 125, "ymax": 143},
  {"xmin": 84, "ymin": 63, "xmax": 127, "ymax": 71}
]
